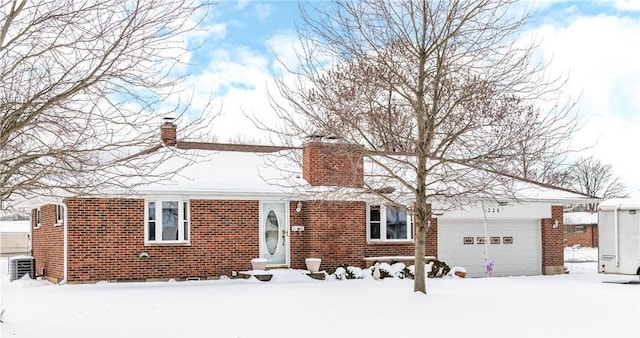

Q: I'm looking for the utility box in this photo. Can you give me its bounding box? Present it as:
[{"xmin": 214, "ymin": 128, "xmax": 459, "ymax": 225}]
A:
[
  {"xmin": 9, "ymin": 256, "xmax": 35, "ymax": 281},
  {"xmin": 598, "ymin": 198, "xmax": 640, "ymax": 275}
]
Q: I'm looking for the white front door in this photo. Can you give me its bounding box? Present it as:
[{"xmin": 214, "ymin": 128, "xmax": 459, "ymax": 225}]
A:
[{"xmin": 260, "ymin": 201, "xmax": 289, "ymax": 266}]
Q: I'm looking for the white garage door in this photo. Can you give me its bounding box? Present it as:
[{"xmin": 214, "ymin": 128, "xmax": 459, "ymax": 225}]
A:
[{"xmin": 438, "ymin": 219, "xmax": 541, "ymax": 277}]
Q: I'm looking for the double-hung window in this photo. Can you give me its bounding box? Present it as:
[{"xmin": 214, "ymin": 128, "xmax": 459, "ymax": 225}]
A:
[
  {"xmin": 145, "ymin": 200, "xmax": 190, "ymax": 244},
  {"xmin": 368, "ymin": 204, "xmax": 412, "ymax": 241}
]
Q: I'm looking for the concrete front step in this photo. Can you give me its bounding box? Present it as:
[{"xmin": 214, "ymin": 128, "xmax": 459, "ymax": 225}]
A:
[{"xmin": 236, "ymin": 270, "xmax": 325, "ymax": 282}]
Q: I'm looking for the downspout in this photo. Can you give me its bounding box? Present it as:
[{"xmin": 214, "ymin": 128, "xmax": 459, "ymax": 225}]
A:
[
  {"xmin": 481, "ymin": 200, "xmax": 489, "ymax": 268},
  {"xmin": 63, "ymin": 202, "xmax": 68, "ymax": 283},
  {"xmin": 614, "ymin": 205, "xmax": 620, "ymax": 267}
]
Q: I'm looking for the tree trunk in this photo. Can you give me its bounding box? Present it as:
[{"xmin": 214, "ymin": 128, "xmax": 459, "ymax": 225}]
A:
[{"xmin": 413, "ymin": 199, "xmax": 430, "ymax": 294}]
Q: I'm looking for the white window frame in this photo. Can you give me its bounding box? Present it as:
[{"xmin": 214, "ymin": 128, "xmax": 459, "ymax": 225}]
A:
[
  {"xmin": 144, "ymin": 199, "xmax": 190, "ymax": 245},
  {"xmin": 367, "ymin": 204, "xmax": 413, "ymax": 242},
  {"xmin": 34, "ymin": 208, "xmax": 41, "ymax": 229},
  {"xmin": 55, "ymin": 204, "xmax": 64, "ymax": 225}
]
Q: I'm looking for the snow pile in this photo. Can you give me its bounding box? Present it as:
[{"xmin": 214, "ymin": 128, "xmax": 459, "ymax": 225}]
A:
[{"xmin": 564, "ymin": 246, "xmax": 598, "ymax": 262}]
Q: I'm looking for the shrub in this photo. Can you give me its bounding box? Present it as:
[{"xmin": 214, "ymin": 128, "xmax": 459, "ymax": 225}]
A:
[
  {"xmin": 333, "ymin": 264, "xmax": 363, "ymax": 280},
  {"xmin": 427, "ymin": 259, "xmax": 451, "ymax": 278}
]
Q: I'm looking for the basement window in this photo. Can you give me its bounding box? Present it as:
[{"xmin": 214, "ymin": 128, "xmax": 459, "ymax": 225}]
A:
[
  {"xmin": 145, "ymin": 200, "xmax": 190, "ymax": 244},
  {"xmin": 368, "ymin": 205, "xmax": 412, "ymax": 242}
]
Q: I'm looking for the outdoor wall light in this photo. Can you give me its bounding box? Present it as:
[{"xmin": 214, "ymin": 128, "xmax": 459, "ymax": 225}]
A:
[
  {"xmin": 553, "ymin": 219, "xmax": 559, "ymax": 228},
  {"xmin": 296, "ymin": 201, "xmax": 302, "ymax": 213}
]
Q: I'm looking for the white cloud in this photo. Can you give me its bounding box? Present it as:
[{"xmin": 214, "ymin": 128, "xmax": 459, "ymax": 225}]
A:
[
  {"xmin": 529, "ymin": 13, "xmax": 640, "ymax": 196},
  {"xmin": 615, "ymin": 0, "xmax": 640, "ymax": 11},
  {"xmin": 179, "ymin": 45, "xmax": 285, "ymax": 143},
  {"xmin": 235, "ymin": 0, "xmax": 250, "ymax": 10},
  {"xmin": 266, "ymin": 33, "xmax": 301, "ymax": 74},
  {"xmin": 254, "ymin": 3, "xmax": 272, "ymax": 21}
]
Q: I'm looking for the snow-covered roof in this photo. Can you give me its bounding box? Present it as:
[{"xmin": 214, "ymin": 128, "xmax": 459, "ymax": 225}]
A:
[
  {"xmin": 116, "ymin": 147, "xmax": 309, "ymax": 199},
  {"xmin": 598, "ymin": 198, "xmax": 640, "ymax": 211},
  {"xmin": 0, "ymin": 221, "xmax": 31, "ymax": 233},
  {"xmin": 126, "ymin": 146, "xmax": 593, "ymax": 203},
  {"xmin": 564, "ymin": 212, "xmax": 598, "ymax": 225},
  {"xmin": 14, "ymin": 142, "xmax": 596, "ymax": 205},
  {"xmin": 363, "ymin": 154, "xmax": 594, "ymax": 206}
]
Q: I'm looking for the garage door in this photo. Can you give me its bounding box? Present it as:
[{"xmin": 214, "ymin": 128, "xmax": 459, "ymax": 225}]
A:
[{"xmin": 438, "ymin": 219, "xmax": 541, "ymax": 277}]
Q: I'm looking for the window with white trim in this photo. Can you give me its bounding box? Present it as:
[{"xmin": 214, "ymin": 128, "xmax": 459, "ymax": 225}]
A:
[
  {"xmin": 55, "ymin": 205, "xmax": 64, "ymax": 224},
  {"xmin": 145, "ymin": 200, "xmax": 190, "ymax": 243},
  {"xmin": 368, "ymin": 205, "xmax": 412, "ymax": 241}
]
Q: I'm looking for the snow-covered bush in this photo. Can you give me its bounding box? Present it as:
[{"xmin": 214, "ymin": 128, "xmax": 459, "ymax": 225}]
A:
[
  {"xmin": 427, "ymin": 259, "xmax": 450, "ymax": 278},
  {"xmin": 334, "ymin": 259, "xmax": 452, "ymax": 280},
  {"xmin": 333, "ymin": 264, "xmax": 364, "ymax": 280}
]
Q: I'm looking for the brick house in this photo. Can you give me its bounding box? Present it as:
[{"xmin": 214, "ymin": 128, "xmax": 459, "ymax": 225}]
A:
[
  {"xmin": 563, "ymin": 212, "xmax": 598, "ymax": 248},
  {"xmin": 27, "ymin": 121, "xmax": 593, "ymax": 283}
]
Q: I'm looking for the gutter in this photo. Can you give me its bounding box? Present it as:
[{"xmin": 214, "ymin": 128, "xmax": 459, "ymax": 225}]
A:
[
  {"xmin": 63, "ymin": 201, "xmax": 68, "ymax": 283},
  {"xmin": 614, "ymin": 205, "xmax": 620, "ymax": 267}
]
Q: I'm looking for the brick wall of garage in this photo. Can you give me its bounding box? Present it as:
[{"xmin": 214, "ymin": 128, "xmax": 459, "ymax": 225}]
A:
[{"xmin": 541, "ymin": 205, "xmax": 565, "ymax": 274}]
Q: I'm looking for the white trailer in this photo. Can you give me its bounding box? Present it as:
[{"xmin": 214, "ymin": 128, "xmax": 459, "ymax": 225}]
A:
[{"xmin": 598, "ymin": 198, "xmax": 640, "ymax": 275}]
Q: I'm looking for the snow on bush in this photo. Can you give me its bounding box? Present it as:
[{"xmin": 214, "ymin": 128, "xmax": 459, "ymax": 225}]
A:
[{"xmin": 333, "ymin": 260, "xmax": 456, "ymax": 280}]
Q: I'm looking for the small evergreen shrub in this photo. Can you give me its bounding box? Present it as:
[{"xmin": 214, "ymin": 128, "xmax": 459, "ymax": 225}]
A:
[{"xmin": 333, "ymin": 264, "xmax": 363, "ymax": 280}]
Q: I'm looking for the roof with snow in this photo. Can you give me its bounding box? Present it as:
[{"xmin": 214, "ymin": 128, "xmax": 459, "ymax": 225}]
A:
[
  {"xmin": 122, "ymin": 146, "xmax": 308, "ymax": 198},
  {"xmin": 116, "ymin": 142, "xmax": 594, "ymax": 204},
  {"xmin": 13, "ymin": 139, "xmax": 597, "ymax": 206},
  {"xmin": 0, "ymin": 221, "xmax": 31, "ymax": 233},
  {"xmin": 598, "ymin": 198, "xmax": 640, "ymax": 211},
  {"xmin": 564, "ymin": 212, "xmax": 598, "ymax": 225}
]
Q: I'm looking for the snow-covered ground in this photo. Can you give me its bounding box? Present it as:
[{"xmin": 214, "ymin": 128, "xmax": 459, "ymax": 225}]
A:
[{"xmin": 1, "ymin": 247, "xmax": 638, "ymax": 338}]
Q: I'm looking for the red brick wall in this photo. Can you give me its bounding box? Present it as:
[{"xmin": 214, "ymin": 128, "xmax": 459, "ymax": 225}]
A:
[
  {"xmin": 564, "ymin": 224, "xmax": 598, "ymax": 247},
  {"xmin": 302, "ymin": 142, "xmax": 364, "ymax": 187},
  {"xmin": 31, "ymin": 205, "xmax": 64, "ymax": 282},
  {"xmin": 289, "ymin": 201, "xmax": 438, "ymax": 272},
  {"xmin": 541, "ymin": 205, "xmax": 564, "ymax": 273},
  {"xmin": 35, "ymin": 197, "xmax": 442, "ymax": 282},
  {"xmin": 63, "ymin": 198, "xmax": 260, "ymax": 283},
  {"xmin": 289, "ymin": 200, "xmax": 367, "ymax": 270}
]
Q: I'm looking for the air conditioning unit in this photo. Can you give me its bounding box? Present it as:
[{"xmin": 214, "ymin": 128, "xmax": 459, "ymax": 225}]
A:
[{"xmin": 9, "ymin": 256, "xmax": 35, "ymax": 281}]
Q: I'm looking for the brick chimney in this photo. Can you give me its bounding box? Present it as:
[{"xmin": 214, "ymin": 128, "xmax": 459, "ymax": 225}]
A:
[
  {"xmin": 160, "ymin": 117, "xmax": 177, "ymax": 146},
  {"xmin": 302, "ymin": 138, "xmax": 364, "ymax": 187}
]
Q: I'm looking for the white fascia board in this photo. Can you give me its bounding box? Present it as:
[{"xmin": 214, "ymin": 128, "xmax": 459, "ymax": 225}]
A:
[{"xmin": 439, "ymin": 202, "xmax": 553, "ymax": 220}]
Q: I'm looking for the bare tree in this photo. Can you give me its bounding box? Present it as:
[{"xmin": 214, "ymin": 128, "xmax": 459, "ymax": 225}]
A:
[
  {"xmin": 264, "ymin": 0, "xmax": 576, "ymax": 293},
  {"xmin": 567, "ymin": 157, "xmax": 627, "ymax": 212},
  {"xmin": 0, "ymin": 0, "xmax": 214, "ymax": 208}
]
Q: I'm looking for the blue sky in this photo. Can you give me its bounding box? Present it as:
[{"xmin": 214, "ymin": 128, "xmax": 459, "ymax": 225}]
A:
[{"xmin": 176, "ymin": 0, "xmax": 640, "ymax": 196}]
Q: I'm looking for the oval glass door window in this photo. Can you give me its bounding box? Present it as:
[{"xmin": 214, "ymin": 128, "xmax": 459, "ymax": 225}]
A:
[{"xmin": 265, "ymin": 210, "xmax": 279, "ymax": 255}]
